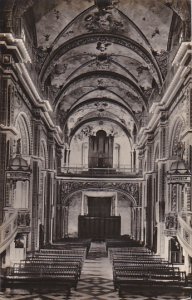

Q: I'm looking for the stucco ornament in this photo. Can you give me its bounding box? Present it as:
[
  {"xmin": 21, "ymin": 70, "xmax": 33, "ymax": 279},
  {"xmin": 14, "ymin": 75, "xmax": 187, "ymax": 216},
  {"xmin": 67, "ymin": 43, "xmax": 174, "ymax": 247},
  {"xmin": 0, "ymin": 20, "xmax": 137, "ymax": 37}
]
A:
[{"xmin": 84, "ymin": 9, "xmax": 124, "ymax": 33}]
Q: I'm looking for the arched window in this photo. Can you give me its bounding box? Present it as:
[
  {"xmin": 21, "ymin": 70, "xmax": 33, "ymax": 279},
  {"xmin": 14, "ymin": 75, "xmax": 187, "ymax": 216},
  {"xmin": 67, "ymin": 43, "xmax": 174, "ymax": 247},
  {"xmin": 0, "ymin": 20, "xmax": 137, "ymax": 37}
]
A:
[
  {"xmin": 170, "ymin": 119, "xmax": 185, "ymax": 159},
  {"xmin": 15, "ymin": 113, "xmax": 31, "ymax": 156},
  {"xmin": 40, "ymin": 140, "xmax": 48, "ymax": 169}
]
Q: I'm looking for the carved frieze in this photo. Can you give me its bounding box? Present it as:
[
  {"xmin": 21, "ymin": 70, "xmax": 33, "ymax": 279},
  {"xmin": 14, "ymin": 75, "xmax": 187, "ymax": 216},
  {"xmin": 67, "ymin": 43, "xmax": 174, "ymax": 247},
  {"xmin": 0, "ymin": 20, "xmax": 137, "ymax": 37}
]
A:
[
  {"xmin": 171, "ymin": 184, "xmax": 177, "ymax": 211},
  {"xmin": 165, "ymin": 212, "xmax": 177, "ymax": 230},
  {"xmin": 60, "ymin": 180, "xmax": 140, "ymax": 205}
]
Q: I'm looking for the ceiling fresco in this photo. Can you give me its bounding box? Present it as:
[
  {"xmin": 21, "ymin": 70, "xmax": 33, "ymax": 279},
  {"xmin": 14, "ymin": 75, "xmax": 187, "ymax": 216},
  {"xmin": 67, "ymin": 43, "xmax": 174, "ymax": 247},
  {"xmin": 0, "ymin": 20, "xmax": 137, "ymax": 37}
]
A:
[
  {"xmin": 67, "ymin": 101, "xmax": 135, "ymax": 133},
  {"xmin": 21, "ymin": 0, "xmax": 185, "ymax": 144}
]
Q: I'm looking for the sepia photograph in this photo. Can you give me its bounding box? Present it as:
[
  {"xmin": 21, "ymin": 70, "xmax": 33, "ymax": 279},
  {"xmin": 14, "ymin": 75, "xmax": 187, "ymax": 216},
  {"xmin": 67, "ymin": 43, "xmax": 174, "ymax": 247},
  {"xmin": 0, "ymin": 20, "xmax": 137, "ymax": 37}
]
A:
[{"xmin": 0, "ymin": 0, "xmax": 191, "ymax": 299}]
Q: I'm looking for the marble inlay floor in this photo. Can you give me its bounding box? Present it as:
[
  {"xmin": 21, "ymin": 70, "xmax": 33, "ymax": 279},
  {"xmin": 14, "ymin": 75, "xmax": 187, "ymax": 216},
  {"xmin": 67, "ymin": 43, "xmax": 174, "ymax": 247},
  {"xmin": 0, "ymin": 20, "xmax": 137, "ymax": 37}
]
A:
[{"xmin": 0, "ymin": 242, "xmax": 192, "ymax": 300}]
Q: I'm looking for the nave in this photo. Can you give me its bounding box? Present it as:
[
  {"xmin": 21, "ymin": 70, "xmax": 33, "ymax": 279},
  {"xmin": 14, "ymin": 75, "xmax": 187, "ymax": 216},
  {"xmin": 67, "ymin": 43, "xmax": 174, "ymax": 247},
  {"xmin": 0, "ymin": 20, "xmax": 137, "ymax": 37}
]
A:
[
  {"xmin": 0, "ymin": 1, "xmax": 191, "ymax": 299},
  {"xmin": 1, "ymin": 239, "xmax": 192, "ymax": 300}
]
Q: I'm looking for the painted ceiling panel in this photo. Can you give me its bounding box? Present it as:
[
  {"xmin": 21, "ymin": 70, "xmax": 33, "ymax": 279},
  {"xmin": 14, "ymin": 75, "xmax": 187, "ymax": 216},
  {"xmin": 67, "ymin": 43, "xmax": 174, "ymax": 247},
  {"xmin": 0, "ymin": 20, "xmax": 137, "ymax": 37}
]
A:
[{"xmin": 27, "ymin": 0, "xmax": 179, "ymax": 143}]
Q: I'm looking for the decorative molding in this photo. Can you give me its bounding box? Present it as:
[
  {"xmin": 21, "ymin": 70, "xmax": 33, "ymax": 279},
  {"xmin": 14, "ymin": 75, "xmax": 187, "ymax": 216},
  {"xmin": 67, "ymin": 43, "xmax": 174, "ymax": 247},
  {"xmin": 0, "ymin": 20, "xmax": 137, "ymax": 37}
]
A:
[{"xmin": 60, "ymin": 180, "xmax": 140, "ymax": 206}]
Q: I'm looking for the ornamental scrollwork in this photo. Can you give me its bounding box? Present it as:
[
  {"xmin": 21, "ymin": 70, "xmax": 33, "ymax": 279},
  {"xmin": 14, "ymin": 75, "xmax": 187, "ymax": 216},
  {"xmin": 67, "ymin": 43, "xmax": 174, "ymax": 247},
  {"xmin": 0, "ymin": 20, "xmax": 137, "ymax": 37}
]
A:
[
  {"xmin": 60, "ymin": 181, "xmax": 140, "ymax": 205},
  {"xmin": 165, "ymin": 212, "xmax": 177, "ymax": 230}
]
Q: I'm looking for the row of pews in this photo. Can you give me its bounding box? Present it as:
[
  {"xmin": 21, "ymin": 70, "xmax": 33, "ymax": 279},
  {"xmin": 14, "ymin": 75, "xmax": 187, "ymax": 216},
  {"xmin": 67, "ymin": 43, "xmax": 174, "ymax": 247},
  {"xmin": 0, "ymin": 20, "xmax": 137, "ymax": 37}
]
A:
[
  {"xmin": 106, "ymin": 239, "xmax": 187, "ymax": 295},
  {"xmin": 3, "ymin": 239, "xmax": 91, "ymax": 295}
]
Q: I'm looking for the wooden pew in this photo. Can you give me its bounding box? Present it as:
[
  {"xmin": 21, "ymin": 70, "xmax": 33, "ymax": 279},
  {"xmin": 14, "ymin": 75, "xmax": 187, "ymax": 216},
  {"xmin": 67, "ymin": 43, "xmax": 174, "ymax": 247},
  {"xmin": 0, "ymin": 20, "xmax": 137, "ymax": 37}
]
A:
[{"xmin": 110, "ymin": 246, "xmax": 187, "ymax": 294}]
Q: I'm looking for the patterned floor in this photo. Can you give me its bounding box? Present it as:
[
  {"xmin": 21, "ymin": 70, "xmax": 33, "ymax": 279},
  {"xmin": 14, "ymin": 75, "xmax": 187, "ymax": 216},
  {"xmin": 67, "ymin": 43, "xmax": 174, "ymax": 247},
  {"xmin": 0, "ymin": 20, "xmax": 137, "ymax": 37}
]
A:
[{"xmin": 0, "ymin": 242, "xmax": 192, "ymax": 300}]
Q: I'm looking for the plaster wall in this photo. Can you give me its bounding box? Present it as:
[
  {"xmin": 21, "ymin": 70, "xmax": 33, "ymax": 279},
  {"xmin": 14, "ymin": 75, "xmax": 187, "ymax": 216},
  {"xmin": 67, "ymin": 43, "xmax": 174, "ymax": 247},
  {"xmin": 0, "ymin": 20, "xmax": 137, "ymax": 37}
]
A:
[
  {"xmin": 68, "ymin": 191, "xmax": 132, "ymax": 237},
  {"xmin": 68, "ymin": 192, "xmax": 82, "ymax": 237},
  {"xmin": 117, "ymin": 193, "xmax": 132, "ymax": 235}
]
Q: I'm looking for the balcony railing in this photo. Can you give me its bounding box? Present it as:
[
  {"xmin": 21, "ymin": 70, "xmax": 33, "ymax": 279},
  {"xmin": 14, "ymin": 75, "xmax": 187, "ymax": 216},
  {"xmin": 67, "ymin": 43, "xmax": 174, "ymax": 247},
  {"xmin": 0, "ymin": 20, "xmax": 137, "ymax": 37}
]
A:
[
  {"xmin": 59, "ymin": 165, "xmax": 139, "ymax": 177},
  {"xmin": 0, "ymin": 209, "xmax": 31, "ymax": 254},
  {"xmin": 177, "ymin": 212, "xmax": 192, "ymax": 256},
  {"xmin": 0, "ymin": 210, "xmax": 18, "ymax": 254}
]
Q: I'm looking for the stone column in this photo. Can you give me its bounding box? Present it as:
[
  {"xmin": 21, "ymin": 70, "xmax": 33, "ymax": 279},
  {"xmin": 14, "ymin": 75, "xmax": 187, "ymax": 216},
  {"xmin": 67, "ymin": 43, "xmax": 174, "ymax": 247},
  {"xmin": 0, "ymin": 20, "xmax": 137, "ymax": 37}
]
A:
[
  {"xmin": 64, "ymin": 206, "xmax": 69, "ymax": 237},
  {"xmin": 138, "ymin": 149, "xmax": 144, "ymax": 175},
  {"xmin": 84, "ymin": 196, "xmax": 88, "ymax": 215},
  {"xmin": 81, "ymin": 193, "xmax": 84, "ymax": 215},
  {"xmin": 56, "ymin": 146, "xmax": 62, "ymax": 174},
  {"xmin": 157, "ymin": 162, "xmax": 167, "ymax": 256},
  {"xmin": 31, "ymin": 160, "xmax": 39, "ymax": 251},
  {"xmin": 0, "ymin": 133, "xmax": 7, "ymax": 224},
  {"xmin": 47, "ymin": 133, "xmax": 55, "ymax": 170},
  {"xmin": 0, "ymin": 75, "xmax": 13, "ymax": 224},
  {"xmin": 146, "ymin": 174, "xmax": 153, "ymax": 248},
  {"xmin": 133, "ymin": 149, "xmax": 136, "ymax": 172}
]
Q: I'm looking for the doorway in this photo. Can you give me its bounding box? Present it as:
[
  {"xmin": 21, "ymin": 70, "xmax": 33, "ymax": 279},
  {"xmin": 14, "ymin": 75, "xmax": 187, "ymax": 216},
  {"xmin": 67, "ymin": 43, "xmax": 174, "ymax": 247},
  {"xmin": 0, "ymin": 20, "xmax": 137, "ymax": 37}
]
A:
[{"xmin": 88, "ymin": 197, "xmax": 111, "ymax": 217}]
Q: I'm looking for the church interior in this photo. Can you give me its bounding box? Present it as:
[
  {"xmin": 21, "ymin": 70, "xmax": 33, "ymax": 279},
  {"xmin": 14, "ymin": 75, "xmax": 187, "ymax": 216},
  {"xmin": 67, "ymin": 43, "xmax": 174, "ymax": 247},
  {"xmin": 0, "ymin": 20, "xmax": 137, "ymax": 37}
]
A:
[{"xmin": 0, "ymin": 0, "xmax": 192, "ymax": 299}]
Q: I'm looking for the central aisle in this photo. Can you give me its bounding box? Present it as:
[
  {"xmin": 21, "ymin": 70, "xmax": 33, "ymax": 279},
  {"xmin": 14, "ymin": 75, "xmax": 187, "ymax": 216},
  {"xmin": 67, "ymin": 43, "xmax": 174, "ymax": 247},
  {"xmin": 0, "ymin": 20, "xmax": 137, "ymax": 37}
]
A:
[{"xmin": 69, "ymin": 241, "xmax": 119, "ymax": 299}]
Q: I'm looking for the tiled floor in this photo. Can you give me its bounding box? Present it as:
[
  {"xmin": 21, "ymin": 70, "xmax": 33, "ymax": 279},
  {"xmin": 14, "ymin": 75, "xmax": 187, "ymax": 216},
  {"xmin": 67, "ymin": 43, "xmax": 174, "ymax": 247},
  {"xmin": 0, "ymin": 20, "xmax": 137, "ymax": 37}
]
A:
[{"xmin": 0, "ymin": 242, "xmax": 192, "ymax": 300}]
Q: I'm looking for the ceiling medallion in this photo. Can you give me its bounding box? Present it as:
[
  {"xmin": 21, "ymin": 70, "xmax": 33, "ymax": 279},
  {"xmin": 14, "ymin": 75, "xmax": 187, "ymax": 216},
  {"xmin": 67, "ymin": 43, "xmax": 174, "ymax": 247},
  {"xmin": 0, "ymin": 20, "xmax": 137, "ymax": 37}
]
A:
[
  {"xmin": 96, "ymin": 41, "xmax": 111, "ymax": 52},
  {"xmin": 94, "ymin": 102, "xmax": 108, "ymax": 112},
  {"xmin": 97, "ymin": 79, "xmax": 106, "ymax": 90},
  {"xmin": 90, "ymin": 53, "xmax": 111, "ymax": 70}
]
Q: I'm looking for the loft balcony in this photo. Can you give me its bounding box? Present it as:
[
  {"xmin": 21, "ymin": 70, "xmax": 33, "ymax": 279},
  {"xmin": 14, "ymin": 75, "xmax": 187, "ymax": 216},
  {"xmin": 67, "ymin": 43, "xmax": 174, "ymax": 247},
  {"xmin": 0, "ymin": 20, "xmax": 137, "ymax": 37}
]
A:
[{"xmin": 58, "ymin": 164, "xmax": 140, "ymax": 178}]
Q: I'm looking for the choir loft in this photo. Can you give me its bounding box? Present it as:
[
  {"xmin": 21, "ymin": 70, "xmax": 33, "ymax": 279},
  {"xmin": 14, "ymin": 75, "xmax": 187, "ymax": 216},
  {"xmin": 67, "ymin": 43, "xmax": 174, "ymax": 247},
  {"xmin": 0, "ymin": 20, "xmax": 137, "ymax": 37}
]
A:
[{"xmin": 0, "ymin": 0, "xmax": 191, "ymax": 299}]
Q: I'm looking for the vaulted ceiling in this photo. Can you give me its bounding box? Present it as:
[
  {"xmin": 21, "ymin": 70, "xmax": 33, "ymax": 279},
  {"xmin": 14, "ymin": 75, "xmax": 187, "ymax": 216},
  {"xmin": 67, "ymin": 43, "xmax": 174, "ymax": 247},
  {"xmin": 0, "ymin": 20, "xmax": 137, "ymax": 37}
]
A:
[{"xmin": 24, "ymin": 0, "xmax": 180, "ymax": 143}]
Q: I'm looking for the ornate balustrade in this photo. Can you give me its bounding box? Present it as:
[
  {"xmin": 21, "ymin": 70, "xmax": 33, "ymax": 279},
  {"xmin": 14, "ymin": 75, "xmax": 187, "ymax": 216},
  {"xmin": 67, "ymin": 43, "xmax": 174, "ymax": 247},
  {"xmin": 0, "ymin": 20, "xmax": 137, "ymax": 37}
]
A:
[
  {"xmin": 0, "ymin": 210, "xmax": 18, "ymax": 254},
  {"xmin": 163, "ymin": 211, "xmax": 192, "ymax": 256},
  {"xmin": 0, "ymin": 209, "xmax": 31, "ymax": 254},
  {"xmin": 177, "ymin": 213, "xmax": 192, "ymax": 256},
  {"xmin": 59, "ymin": 164, "xmax": 139, "ymax": 177}
]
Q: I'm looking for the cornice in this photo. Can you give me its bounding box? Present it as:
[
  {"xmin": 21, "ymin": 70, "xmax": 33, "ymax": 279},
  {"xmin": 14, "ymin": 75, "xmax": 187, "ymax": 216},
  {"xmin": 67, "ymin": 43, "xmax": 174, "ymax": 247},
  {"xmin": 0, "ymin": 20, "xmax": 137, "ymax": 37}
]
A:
[
  {"xmin": 0, "ymin": 125, "xmax": 19, "ymax": 137},
  {"xmin": 137, "ymin": 41, "xmax": 192, "ymax": 148},
  {"xmin": 0, "ymin": 33, "xmax": 31, "ymax": 63},
  {"xmin": 0, "ymin": 33, "xmax": 63, "ymax": 146}
]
